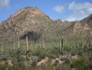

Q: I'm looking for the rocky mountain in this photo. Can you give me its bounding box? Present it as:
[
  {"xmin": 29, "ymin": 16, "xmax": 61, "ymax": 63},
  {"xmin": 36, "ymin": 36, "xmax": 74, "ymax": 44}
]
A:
[{"xmin": 0, "ymin": 7, "xmax": 56, "ymax": 44}]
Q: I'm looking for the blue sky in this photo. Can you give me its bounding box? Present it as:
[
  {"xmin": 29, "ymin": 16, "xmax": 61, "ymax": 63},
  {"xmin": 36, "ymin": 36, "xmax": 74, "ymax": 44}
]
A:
[{"xmin": 0, "ymin": 0, "xmax": 92, "ymax": 23}]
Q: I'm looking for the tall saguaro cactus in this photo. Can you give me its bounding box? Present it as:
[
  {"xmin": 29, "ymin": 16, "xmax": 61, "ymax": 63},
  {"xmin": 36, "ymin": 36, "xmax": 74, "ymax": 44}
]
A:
[
  {"xmin": 61, "ymin": 37, "xmax": 64, "ymax": 47},
  {"xmin": 60, "ymin": 32, "xmax": 64, "ymax": 54},
  {"xmin": 26, "ymin": 36, "xmax": 29, "ymax": 51},
  {"xmin": 17, "ymin": 37, "xmax": 20, "ymax": 49},
  {"xmin": 25, "ymin": 36, "xmax": 29, "ymax": 61}
]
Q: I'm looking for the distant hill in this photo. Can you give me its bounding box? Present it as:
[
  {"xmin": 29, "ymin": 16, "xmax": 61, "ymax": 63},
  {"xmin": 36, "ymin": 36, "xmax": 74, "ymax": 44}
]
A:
[{"xmin": 64, "ymin": 14, "xmax": 92, "ymax": 36}]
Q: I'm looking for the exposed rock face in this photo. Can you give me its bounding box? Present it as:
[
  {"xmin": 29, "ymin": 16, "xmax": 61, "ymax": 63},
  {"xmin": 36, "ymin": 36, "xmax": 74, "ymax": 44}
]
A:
[
  {"xmin": 83, "ymin": 23, "xmax": 90, "ymax": 31},
  {"xmin": 73, "ymin": 22, "xmax": 84, "ymax": 34},
  {"xmin": 72, "ymin": 20, "xmax": 92, "ymax": 36}
]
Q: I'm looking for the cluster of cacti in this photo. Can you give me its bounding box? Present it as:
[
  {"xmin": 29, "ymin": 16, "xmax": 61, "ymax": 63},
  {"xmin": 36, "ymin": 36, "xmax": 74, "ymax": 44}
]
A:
[{"xmin": 0, "ymin": 36, "xmax": 92, "ymax": 70}]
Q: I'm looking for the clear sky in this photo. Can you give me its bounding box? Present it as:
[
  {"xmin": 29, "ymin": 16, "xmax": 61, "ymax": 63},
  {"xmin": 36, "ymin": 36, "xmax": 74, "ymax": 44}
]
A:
[{"xmin": 0, "ymin": 0, "xmax": 92, "ymax": 23}]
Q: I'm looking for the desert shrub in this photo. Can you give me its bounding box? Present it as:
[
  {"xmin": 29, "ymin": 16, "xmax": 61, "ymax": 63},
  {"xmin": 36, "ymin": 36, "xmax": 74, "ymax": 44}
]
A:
[{"xmin": 70, "ymin": 56, "xmax": 89, "ymax": 70}]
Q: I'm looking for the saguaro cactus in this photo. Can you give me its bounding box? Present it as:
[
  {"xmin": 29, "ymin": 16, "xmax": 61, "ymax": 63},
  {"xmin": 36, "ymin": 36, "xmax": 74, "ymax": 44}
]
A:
[
  {"xmin": 25, "ymin": 36, "xmax": 29, "ymax": 61},
  {"xmin": 60, "ymin": 35, "xmax": 64, "ymax": 53},
  {"xmin": 26, "ymin": 36, "xmax": 29, "ymax": 51},
  {"xmin": 17, "ymin": 38, "xmax": 20, "ymax": 49}
]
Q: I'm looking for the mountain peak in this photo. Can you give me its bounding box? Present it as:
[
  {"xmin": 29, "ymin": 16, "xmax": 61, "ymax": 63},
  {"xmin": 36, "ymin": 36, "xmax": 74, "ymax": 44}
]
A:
[
  {"xmin": 10, "ymin": 6, "xmax": 45, "ymax": 19},
  {"xmin": 0, "ymin": 6, "xmax": 54, "ymax": 44}
]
